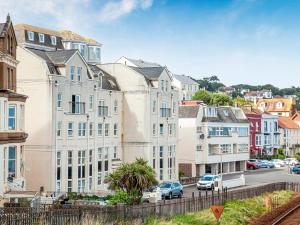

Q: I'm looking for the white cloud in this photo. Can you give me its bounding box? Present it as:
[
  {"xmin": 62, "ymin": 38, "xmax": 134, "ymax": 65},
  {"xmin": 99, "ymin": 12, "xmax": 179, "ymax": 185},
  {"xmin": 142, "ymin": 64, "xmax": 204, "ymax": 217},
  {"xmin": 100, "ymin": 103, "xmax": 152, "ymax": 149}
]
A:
[{"xmin": 98, "ymin": 0, "xmax": 153, "ymax": 22}]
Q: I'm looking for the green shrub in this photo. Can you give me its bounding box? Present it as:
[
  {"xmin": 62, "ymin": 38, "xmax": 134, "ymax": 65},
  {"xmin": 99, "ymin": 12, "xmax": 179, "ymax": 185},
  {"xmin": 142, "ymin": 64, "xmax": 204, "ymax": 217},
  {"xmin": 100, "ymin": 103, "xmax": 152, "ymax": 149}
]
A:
[{"xmin": 108, "ymin": 191, "xmax": 136, "ymax": 205}]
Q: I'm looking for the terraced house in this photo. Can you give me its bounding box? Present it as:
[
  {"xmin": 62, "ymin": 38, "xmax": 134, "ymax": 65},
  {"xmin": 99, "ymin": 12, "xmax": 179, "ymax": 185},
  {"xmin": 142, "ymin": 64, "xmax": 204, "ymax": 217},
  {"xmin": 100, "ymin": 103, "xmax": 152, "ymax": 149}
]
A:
[
  {"xmin": 178, "ymin": 104, "xmax": 250, "ymax": 177},
  {"xmin": 0, "ymin": 15, "xmax": 27, "ymax": 196},
  {"xmin": 15, "ymin": 24, "xmax": 122, "ymax": 193},
  {"xmin": 99, "ymin": 57, "xmax": 179, "ymax": 182}
]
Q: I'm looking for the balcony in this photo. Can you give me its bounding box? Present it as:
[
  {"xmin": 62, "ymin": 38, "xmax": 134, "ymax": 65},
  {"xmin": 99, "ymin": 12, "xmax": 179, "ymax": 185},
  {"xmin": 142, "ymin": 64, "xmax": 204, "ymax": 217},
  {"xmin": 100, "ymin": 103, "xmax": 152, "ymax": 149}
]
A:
[
  {"xmin": 98, "ymin": 106, "xmax": 108, "ymax": 117},
  {"xmin": 69, "ymin": 102, "xmax": 86, "ymax": 114},
  {"xmin": 0, "ymin": 131, "xmax": 28, "ymax": 144},
  {"xmin": 160, "ymin": 108, "xmax": 171, "ymax": 118}
]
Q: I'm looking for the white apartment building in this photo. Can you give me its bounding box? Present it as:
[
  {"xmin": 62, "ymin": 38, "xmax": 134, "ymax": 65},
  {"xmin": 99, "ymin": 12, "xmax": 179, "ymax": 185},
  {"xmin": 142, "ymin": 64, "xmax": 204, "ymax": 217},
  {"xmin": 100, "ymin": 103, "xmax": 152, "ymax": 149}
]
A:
[
  {"xmin": 178, "ymin": 105, "xmax": 250, "ymax": 177},
  {"xmin": 99, "ymin": 59, "xmax": 178, "ymax": 182},
  {"xmin": 16, "ymin": 26, "xmax": 122, "ymax": 194},
  {"xmin": 279, "ymin": 117, "xmax": 300, "ymax": 156},
  {"xmin": 172, "ymin": 74, "xmax": 199, "ymax": 101}
]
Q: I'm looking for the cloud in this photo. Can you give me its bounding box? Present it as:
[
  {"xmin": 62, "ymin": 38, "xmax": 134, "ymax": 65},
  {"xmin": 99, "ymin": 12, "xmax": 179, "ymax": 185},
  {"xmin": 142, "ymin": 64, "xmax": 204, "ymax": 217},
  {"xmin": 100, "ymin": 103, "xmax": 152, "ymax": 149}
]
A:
[{"xmin": 98, "ymin": 0, "xmax": 153, "ymax": 22}]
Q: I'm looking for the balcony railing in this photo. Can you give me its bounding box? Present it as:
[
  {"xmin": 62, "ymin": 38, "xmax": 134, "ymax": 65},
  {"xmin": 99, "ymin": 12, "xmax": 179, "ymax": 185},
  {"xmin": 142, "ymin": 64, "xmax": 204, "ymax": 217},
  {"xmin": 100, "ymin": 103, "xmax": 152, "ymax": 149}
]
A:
[
  {"xmin": 98, "ymin": 106, "xmax": 108, "ymax": 117},
  {"xmin": 160, "ymin": 108, "xmax": 171, "ymax": 118},
  {"xmin": 69, "ymin": 102, "xmax": 86, "ymax": 114}
]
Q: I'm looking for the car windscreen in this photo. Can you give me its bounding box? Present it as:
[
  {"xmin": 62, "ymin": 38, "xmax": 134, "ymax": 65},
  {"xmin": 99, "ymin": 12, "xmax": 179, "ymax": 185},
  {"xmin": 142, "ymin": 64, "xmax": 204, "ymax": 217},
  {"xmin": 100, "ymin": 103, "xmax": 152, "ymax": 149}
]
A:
[
  {"xmin": 159, "ymin": 183, "xmax": 171, "ymax": 188},
  {"xmin": 201, "ymin": 176, "xmax": 213, "ymax": 181}
]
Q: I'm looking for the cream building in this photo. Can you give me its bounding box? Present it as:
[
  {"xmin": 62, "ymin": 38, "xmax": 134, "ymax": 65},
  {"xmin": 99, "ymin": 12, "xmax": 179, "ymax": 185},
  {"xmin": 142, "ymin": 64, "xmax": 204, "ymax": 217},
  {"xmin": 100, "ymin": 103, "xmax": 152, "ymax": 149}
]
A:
[
  {"xmin": 172, "ymin": 74, "xmax": 199, "ymax": 101},
  {"xmin": 279, "ymin": 117, "xmax": 300, "ymax": 156},
  {"xmin": 16, "ymin": 26, "xmax": 122, "ymax": 193},
  {"xmin": 178, "ymin": 104, "xmax": 250, "ymax": 177},
  {"xmin": 99, "ymin": 59, "xmax": 178, "ymax": 182}
]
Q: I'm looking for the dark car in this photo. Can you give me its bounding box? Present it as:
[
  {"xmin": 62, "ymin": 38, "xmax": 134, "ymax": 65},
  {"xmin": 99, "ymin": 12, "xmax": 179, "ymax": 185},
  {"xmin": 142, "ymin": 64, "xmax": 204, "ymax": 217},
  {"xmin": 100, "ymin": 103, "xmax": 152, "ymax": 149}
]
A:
[{"xmin": 247, "ymin": 159, "xmax": 259, "ymax": 170}]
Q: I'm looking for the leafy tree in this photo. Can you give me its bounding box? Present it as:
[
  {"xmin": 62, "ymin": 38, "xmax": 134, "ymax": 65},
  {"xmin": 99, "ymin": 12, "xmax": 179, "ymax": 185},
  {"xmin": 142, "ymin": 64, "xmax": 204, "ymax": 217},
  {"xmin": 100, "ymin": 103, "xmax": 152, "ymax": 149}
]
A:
[
  {"xmin": 192, "ymin": 89, "xmax": 212, "ymax": 104},
  {"xmin": 196, "ymin": 75, "xmax": 224, "ymax": 92},
  {"xmin": 107, "ymin": 158, "xmax": 158, "ymax": 204},
  {"xmin": 233, "ymin": 96, "xmax": 253, "ymax": 107},
  {"xmin": 211, "ymin": 93, "xmax": 233, "ymax": 106}
]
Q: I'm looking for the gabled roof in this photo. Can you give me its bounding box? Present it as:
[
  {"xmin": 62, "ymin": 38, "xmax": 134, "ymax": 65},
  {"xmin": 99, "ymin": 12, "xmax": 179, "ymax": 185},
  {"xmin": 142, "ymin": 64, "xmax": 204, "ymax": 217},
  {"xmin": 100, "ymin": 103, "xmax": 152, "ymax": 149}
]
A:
[
  {"xmin": 125, "ymin": 57, "xmax": 161, "ymax": 68},
  {"xmin": 279, "ymin": 117, "xmax": 299, "ymax": 129},
  {"xmin": 179, "ymin": 105, "xmax": 199, "ymax": 118},
  {"xmin": 202, "ymin": 107, "xmax": 249, "ymax": 123},
  {"xmin": 88, "ymin": 64, "xmax": 120, "ymax": 91},
  {"xmin": 173, "ymin": 74, "xmax": 198, "ymax": 85},
  {"xmin": 46, "ymin": 49, "xmax": 77, "ymax": 65},
  {"xmin": 129, "ymin": 66, "xmax": 166, "ymax": 81}
]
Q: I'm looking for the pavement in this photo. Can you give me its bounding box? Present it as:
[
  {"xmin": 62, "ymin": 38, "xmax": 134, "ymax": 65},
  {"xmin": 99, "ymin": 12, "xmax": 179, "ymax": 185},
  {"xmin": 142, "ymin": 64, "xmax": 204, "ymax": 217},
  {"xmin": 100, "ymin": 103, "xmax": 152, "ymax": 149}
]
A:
[{"xmin": 182, "ymin": 167, "xmax": 300, "ymax": 198}]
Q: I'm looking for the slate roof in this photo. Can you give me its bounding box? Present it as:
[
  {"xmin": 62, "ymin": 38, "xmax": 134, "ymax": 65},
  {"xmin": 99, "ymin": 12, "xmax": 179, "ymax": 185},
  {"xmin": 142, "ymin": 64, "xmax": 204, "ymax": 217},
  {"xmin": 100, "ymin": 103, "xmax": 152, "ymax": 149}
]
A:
[
  {"xmin": 202, "ymin": 107, "xmax": 249, "ymax": 123},
  {"xmin": 46, "ymin": 49, "xmax": 77, "ymax": 65},
  {"xmin": 126, "ymin": 58, "xmax": 161, "ymax": 68},
  {"xmin": 255, "ymin": 98, "xmax": 295, "ymax": 112},
  {"xmin": 173, "ymin": 74, "xmax": 198, "ymax": 85},
  {"xmin": 130, "ymin": 66, "xmax": 166, "ymax": 81},
  {"xmin": 179, "ymin": 105, "xmax": 200, "ymax": 118},
  {"xmin": 279, "ymin": 117, "xmax": 299, "ymax": 129},
  {"xmin": 60, "ymin": 30, "xmax": 101, "ymax": 45},
  {"xmin": 88, "ymin": 64, "xmax": 120, "ymax": 91}
]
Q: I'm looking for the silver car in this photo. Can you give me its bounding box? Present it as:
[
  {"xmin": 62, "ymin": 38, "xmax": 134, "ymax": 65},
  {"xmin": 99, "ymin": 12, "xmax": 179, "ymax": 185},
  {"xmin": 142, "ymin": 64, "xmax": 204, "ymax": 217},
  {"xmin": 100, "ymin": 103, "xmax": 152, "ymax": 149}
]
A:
[{"xmin": 197, "ymin": 175, "xmax": 220, "ymax": 190}]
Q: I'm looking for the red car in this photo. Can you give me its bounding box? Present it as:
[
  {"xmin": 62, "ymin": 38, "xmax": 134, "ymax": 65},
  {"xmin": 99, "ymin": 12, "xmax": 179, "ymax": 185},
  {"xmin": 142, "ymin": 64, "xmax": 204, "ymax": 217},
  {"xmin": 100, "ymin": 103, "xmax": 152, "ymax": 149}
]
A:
[{"xmin": 247, "ymin": 159, "xmax": 259, "ymax": 170}]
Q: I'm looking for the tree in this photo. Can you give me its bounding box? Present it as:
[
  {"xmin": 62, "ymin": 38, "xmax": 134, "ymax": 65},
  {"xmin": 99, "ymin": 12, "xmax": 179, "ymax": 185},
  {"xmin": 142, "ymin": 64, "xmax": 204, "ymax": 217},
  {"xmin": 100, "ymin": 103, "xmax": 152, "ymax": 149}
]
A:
[
  {"xmin": 233, "ymin": 96, "xmax": 253, "ymax": 107},
  {"xmin": 192, "ymin": 89, "xmax": 212, "ymax": 104},
  {"xmin": 211, "ymin": 93, "xmax": 233, "ymax": 106},
  {"xmin": 106, "ymin": 158, "xmax": 158, "ymax": 204},
  {"xmin": 197, "ymin": 75, "xmax": 224, "ymax": 92}
]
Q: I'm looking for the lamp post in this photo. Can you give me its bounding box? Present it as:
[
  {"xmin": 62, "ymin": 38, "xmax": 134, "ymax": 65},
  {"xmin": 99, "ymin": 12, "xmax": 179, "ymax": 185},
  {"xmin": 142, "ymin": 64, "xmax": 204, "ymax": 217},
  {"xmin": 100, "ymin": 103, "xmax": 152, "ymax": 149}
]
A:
[{"xmin": 219, "ymin": 145, "xmax": 223, "ymax": 190}]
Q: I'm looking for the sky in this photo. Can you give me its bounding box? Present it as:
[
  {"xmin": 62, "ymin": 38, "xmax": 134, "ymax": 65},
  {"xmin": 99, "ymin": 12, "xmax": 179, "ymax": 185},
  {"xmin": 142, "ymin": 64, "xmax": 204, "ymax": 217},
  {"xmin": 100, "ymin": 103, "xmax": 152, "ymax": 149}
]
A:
[{"xmin": 1, "ymin": 0, "xmax": 300, "ymax": 88}]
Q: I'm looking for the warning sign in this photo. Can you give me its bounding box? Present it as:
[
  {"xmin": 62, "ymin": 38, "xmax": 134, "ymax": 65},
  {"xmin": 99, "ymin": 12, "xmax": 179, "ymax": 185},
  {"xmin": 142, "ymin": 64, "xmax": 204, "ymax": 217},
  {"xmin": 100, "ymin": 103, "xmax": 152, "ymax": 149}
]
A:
[{"xmin": 210, "ymin": 205, "xmax": 224, "ymax": 222}]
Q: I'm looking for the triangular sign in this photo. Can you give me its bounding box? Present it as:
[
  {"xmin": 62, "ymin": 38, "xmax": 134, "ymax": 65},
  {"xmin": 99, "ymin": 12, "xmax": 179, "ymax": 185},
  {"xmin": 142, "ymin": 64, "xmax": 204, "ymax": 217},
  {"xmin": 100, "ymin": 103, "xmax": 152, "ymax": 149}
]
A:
[{"xmin": 210, "ymin": 205, "xmax": 224, "ymax": 221}]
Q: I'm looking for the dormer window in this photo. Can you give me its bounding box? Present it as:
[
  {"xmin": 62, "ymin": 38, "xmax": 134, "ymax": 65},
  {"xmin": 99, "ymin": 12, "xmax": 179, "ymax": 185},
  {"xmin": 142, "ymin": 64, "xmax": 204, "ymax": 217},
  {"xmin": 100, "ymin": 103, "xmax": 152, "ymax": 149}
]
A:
[
  {"xmin": 206, "ymin": 107, "xmax": 217, "ymax": 117},
  {"xmin": 27, "ymin": 31, "xmax": 34, "ymax": 41},
  {"xmin": 51, "ymin": 36, "xmax": 57, "ymax": 45},
  {"xmin": 38, "ymin": 33, "xmax": 45, "ymax": 43}
]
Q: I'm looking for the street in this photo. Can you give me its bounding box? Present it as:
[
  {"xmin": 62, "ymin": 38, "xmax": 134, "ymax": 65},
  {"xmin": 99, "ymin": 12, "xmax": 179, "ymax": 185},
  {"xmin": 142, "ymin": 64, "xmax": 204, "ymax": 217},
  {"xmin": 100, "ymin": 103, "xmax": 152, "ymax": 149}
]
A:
[{"xmin": 182, "ymin": 168, "xmax": 300, "ymax": 198}]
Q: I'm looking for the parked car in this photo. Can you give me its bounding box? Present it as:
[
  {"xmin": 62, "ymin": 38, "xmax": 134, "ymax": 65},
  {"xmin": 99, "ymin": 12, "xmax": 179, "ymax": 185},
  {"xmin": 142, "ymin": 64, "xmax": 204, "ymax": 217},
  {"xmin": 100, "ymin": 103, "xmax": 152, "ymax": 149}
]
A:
[
  {"xmin": 292, "ymin": 165, "xmax": 300, "ymax": 174},
  {"xmin": 258, "ymin": 160, "xmax": 275, "ymax": 168},
  {"xmin": 159, "ymin": 181, "xmax": 183, "ymax": 199},
  {"xmin": 284, "ymin": 158, "xmax": 298, "ymax": 166},
  {"xmin": 197, "ymin": 175, "xmax": 220, "ymax": 190},
  {"xmin": 247, "ymin": 159, "xmax": 259, "ymax": 170},
  {"xmin": 271, "ymin": 159, "xmax": 285, "ymax": 168},
  {"xmin": 142, "ymin": 186, "xmax": 162, "ymax": 202}
]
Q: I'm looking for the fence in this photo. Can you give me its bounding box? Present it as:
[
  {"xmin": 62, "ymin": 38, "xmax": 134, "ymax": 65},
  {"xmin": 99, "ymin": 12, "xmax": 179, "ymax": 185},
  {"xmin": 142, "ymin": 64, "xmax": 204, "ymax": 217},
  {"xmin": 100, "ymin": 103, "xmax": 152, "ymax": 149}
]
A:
[{"xmin": 0, "ymin": 182, "xmax": 299, "ymax": 225}]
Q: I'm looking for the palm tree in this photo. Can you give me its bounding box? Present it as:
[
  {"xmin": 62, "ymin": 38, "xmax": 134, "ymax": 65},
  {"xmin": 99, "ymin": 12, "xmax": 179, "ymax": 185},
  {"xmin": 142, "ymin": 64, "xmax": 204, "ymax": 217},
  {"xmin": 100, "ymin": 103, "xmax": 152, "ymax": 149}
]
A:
[{"xmin": 107, "ymin": 158, "xmax": 158, "ymax": 204}]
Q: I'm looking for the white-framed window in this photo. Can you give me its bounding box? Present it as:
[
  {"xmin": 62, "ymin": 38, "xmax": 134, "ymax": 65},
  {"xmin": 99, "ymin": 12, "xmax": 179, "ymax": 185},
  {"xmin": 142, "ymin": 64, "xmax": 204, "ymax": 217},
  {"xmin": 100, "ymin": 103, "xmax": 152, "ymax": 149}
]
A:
[
  {"xmin": 205, "ymin": 107, "xmax": 217, "ymax": 117},
  {"xmin": 159, "ymin": 123, "xmax": 164, "ymax": 135},
  {"xmin": 77, "ymin": 67, "xmax": 82, "ymax": 81},
  {"xmin": 38, "ymin": 33, "xmax": 44, "ymax": 43},
  {"xmin": 161, "ymin": 80, "xmax": 165, "ymax": 91},
  {"xmin": 159, "ymin": 146, "xmax": 164, "ymax": 180},
  {"xmin": 238, "ymin": 127, "xmax": 248, "ymax": 137},
  {"xmin": 27, "ymin": 31, "xmax": 34, "ymax": 41},
  {"xmin": 98, "ymin": 123, "xmax": 103, "ymax": 136},
  {"xmin": 152, "ymin": 100, "xmax": 156, "ymax": 113},
  {"xmin": 70, "ymin": 66, "xmax": 75, "ymax": 81},
  {"xmin": 8, "ymin": 146, "xmax": 16, "ymax": 178},
  {"xmin": 56, "ymin": 151, "xmax": 61, "ymax": 166},
  {"xmin": 68, "ymin": 122, "xmax": 73, "ymax": 136},
  {"xmin": 68, "ymin": 151, "xmax": 72, "ymax": 165},
  {"xmin": 113, "ymin": 100, "xmax": 118, "ymax": 113},
  {"xmin": 50, "ymin": 36, "xmax": 57, "ymax": 45},
  {"xmin": 165, "ymin": 80, "xmax": 169, "ymax": 92},
  {"xmin": 172, "ymin": 101, "xmax": 176, "ymax": 114},
  {"xmin": 89, "ymin": 95, "xmax": 94, "ymax": 111},
  {"xmin": 168, "ymin": 123, "xmax": 173, "ymax": 136},
  {"xmin": 89, "ymin": 122, "xmax": 93, "ymax": 137},
  {"xmin": 78, "ymin": 150, "xmax": 86, "ymax": 192},
  {"xmin": 8, "ymin": 105, "xmax": 16, "ymax": 130},
  {"xmin": 78, "ymin": 122, "xmax": 86, "ymax": 136},
  {"xmin": 105, "ymin": 123, "xmax": 109, "ymax": 136},
  {"xmin": 113, "ymin": 123, "xmax": 118, "ymax": 136},
  {"xmin": 196, "ymin": 145, "xmax": 202, "ymax": 151},
  {"xmin": 152, "ymin": 146, "xmax": 156, "ymax": 169},
  {"xmin": 113, "ymin": 146, "xmax": 117, "ymax": 159},
  {"xmin": 57, "ymin": 121, "xmax": 62, "ymax": 137},
  {"xmin": 57, "ymin": 93, "xmax": 62, "ymax": 108},
  {"xmin": 20, "ymin": 104, "xmax": 25, "ymax": 130},
  {"xmin": 152, "ymin": 123, "xmax": 156, "ymax": 136},
  {"xmin": 220, "ymin": 144, "xmax": 232, "ymax": 154},
  {"xmin": 197, "ymin": 126, "xmax": 202, "ymax": 133},
  {"xmin": 238, "ymin": 144, "xmax": 249, "ymax": 152},
  {"xmin": 256, "ymin": 135, "xmax": 262, "ymax": 146},
  {"xmin": 67, "ymin": 150, "xmax": 72, "ymax": 192}
]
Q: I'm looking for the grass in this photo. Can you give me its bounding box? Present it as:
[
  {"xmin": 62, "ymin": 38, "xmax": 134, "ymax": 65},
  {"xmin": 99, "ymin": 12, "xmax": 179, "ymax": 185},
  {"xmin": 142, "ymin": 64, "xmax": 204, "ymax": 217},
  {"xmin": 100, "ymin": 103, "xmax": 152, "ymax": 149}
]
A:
[{"xmin": 145, "ymin": 190, "xmax": 294, "ymax": 225}]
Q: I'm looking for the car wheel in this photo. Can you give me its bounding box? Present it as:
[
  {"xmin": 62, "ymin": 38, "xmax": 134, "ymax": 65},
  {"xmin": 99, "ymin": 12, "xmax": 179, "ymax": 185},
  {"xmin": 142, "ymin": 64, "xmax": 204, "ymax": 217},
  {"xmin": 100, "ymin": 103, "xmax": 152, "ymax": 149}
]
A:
[
  {"xmin": 168, "ymin": 192, "xmax": 172, "ymax": 199},
  {"xmin": 179, "ymin": 191, "xmax": 183, "ymax": 198}
]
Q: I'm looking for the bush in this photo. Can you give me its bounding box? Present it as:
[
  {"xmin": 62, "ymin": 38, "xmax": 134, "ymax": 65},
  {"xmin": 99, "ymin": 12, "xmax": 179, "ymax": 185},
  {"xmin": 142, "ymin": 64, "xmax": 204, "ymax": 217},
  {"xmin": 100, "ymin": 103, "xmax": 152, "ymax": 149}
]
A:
[{"xmin": 108, "ymin": 191, "xmax": 137, "ymax": 205}]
